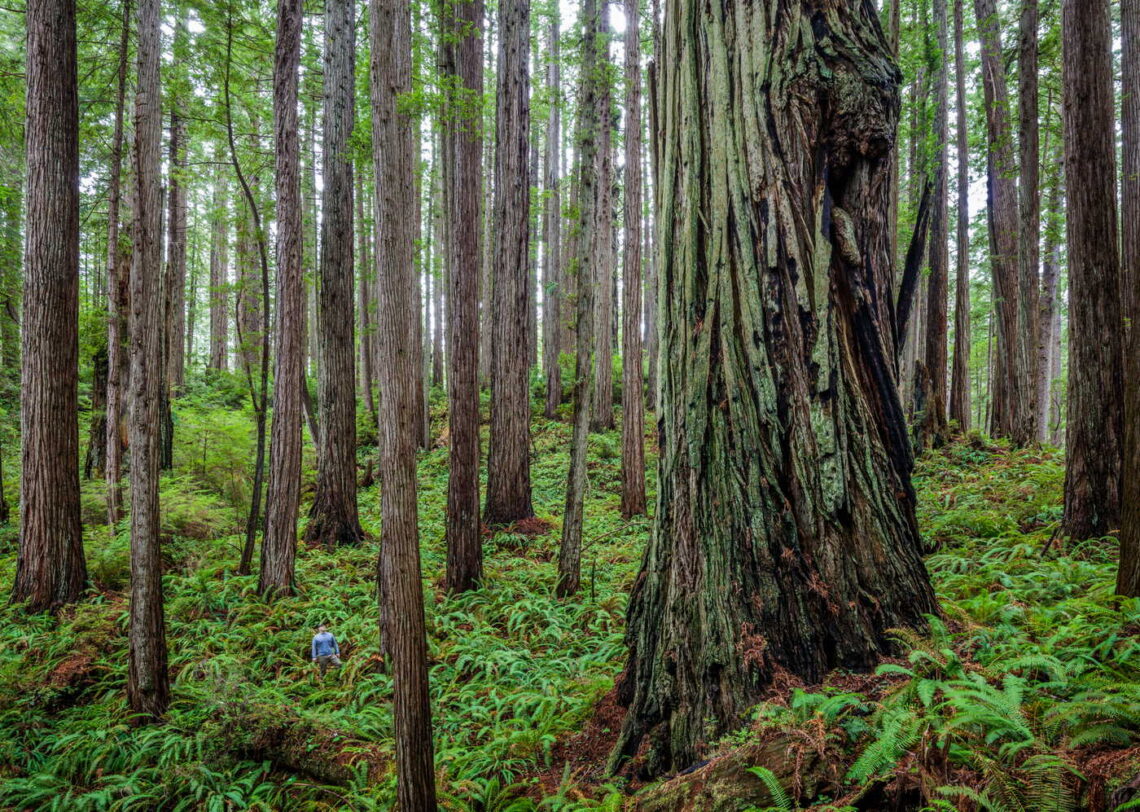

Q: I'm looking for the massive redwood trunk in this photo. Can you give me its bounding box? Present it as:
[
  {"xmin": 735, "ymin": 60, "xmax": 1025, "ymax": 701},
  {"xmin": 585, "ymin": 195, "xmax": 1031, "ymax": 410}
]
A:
[
  {"xmin": 1121, "ymin": 0, "xmax": 1140, "ymax": 597},
  {"xmin": 612, "ymin": 0, "xmax": 937, "ymax": 776},
  {"xmin": 1062, "ymin": 0, "xmax": 1123, "ymax": 541},
  {"xmin": 484, "ymin": 0, "xmax": 534, "ymax": 527},
  {"xmin": 14, "ymin": 0, "xmax": 87, "ymax": 611}
]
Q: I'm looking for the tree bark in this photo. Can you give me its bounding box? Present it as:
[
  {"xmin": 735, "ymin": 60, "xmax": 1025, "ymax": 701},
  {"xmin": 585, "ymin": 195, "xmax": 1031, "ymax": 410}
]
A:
[
  {"xmin": 165, "ymin": 15, "xmax": 189, "ymax": 398},
  {"xmin": 356, "ymin": 169, "xmax": 376, "ymax": 418},
  {"xmin": 948, "ymin": 0, "xmax": 970, "ymax": 431},
  {"xmin": 542, "ymin": 12, "xmax": 563, "ymax": 420},
  {"xmin": 371, "ymin": 0, "xmax": 438, "ymax": 804},
  {"xmin": 611, "ymin": 0, "xmax": 938, "ymax": 776},
  {"xmin": 208, "ymin": 171, "xmax": 229, "ymax": 372},
  {"xmin": 591, "ymin": 29, "xmax": 615, "ymax": 434},
  {"xmin": 645, "ymin": 50, "xmax": 660, "ymax": 414},
  {"xmin": 105, "ymin": 0, "xmax": 131, "ymax": 529},
  {"xmin": 557, "ymin": 0, "xmax": 602, "ymax": 598},
  {"xmin": 127, "ymin": 0, "xmax": 169, "ymax": 719},
  {"xmin": 13, "ymin": 0, "xmax": 87, "ymax": 612},
  {"xmin": 620, "ymin": 0, "xmax": 646, "ymax": 518},
  {"xmin": 973, "ymin": 0, "xmax": 1032, "ymax": 445},
  {"xmin": 1121, "ymin": 0, "xmax": 1140, "ymax": 597},
  {"xmin": 485, "ymin": 0, "xmax": 535, "ymax": 527},
  {"xmin": 260, "ymin": 0, "xmax": 304, "ymax": 597},
  {"xmin": 440, "ymin": 0, "xmax": 484, "ymax": 593},
  {"xmin": 1017, "ymin": 0, "xmax": 1040, "ymax": 440},
  {"xmin": 1061, "ymin": 0, "xmax": 1123, "ymax": 542},
  {"xmin": 919, "ymin": 0, "xmax": 950, "ymax": 448},
  {"xmin": 306, "ymin": 0, "xmax": 362, "ymax": 549}
]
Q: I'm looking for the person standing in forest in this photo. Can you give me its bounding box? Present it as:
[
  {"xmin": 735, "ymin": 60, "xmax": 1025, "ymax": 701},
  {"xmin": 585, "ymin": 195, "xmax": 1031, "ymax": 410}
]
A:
[{"xmin": 310, "ymin": 624, "xmax": 342, "ymax": 676}]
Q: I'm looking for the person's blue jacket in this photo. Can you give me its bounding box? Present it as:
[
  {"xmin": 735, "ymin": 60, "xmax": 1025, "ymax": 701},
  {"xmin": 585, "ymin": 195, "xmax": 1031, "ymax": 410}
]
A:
[{"xmin": 311, "ymin": 631, "xmax": 339, "ymax": 659}]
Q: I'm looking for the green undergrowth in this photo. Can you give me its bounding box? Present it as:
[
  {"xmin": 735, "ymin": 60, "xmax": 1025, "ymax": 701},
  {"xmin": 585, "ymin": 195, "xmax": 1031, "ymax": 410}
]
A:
[
  {"xmin": 719, "ymin": 437, "xmax": 1140, "ymax": 812},
  {"xmin": 0, "ymin": 392, "xmax": 1137, "ymax": 811}
]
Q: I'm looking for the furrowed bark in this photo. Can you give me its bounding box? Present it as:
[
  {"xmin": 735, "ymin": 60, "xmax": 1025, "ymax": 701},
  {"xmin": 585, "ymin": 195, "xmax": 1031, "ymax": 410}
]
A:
[
  {"xmin": 1121, "ymin": 0, "xmax": 1140, "ymax": 597},
  {"xmin": 948, "ymin": 0, "xmax": 970, "ymax": 431},
  {"xmin": 542, "ymin": 12, "xmax": 563, "ymax": 420}
]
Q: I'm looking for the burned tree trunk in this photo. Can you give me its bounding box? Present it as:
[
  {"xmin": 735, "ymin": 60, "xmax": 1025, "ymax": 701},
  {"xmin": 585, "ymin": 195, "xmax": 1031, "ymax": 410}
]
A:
[{"xmin": 611, "ymin": 0, "xmax": 937, "ymax": 776}]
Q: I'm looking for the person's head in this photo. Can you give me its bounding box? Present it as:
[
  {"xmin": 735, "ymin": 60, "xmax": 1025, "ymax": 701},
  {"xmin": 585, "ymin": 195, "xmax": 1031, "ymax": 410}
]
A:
[{"xmin": 317, "ymin": 624, "xmax": 327, "ymax": 634}]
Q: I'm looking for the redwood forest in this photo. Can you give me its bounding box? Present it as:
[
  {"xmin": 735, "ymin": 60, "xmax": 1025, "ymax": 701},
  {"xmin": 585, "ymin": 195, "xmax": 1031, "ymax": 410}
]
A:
[{"xmin": 1, "ymin": 0, "xmax": 1139, "ymax": 808}]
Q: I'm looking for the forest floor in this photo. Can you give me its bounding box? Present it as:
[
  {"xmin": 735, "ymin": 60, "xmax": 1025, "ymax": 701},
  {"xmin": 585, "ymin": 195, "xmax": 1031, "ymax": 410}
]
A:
[{"xmin": 0, "ymin": 381, "xmax": 1137, "ymax": 810}]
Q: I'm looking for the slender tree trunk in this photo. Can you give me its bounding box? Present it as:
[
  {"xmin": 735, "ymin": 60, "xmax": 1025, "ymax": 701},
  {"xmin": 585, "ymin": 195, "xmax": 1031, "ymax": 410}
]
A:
[
  {"xmin": 948, "ymin": 0, "xmax": 971, "ymax": 432},
  {"xmin": 430, "ymin": 153, "xmax": 445, "ymax": 389},
  {"xmin": 1121, "ymin": 0, "xmax": 1140, "ymax": 597},
  {"xmin": 1061, "ymin": 0, "xmax": 1123, "ymax": 541},
  {"xmin": 1058, "ymin": 0, "xmax": 1121, "ymax": 537},
  {"xmin": 591, "ymin": 29, "xmax": 615, "ymax": 434},
  {"xmin": 557, "ymin": 0, "xmax": 601, "ymax": 598},
  {"xmin": 0, "ymin": 181, "xmax": 20, "ymax": 381},
  {"xmin": 919, "ymin": 0, "xmax": 950, "ymax": 448},
  {"xmin": 208, "ymin": 172, "xmax": 229, "ymax": 371},
  {"xmin": 620, "ymin": 0, "xmax": 646, "ymax": 518},
  {"xmin": 644, "ymin": 54, "xmax": 660, "ymax": 413},
  {"xmin": 974, "ymin": 0, "xmax": 1031, "ymax": 445},
  {"xmin": 542, "ymin": 12, "xmax": 563, "ymax": 420},
  {"xmin": 485, "ymin": 0, "xmax": 534, "ymax": 527},
  {"xmin": 1038, "ymin": 164, "xmax": 1061, "ymax": 439},
  {"xmin": 106, "ymin": 0, "xmax": 131, "ymax": 529},
  {"xmin": 1017, "ymin": 0, "xmax": 1040, "ymax": 440},
  {"xmin": 165, "ymin": 17, "xmax": 189, "ymax": 398},
  {"xmin": 372, "ymin": 0, "xmax": 438, "ymax": 803},
  {"xmin": 356, "ymin": 169, "xmax": 376, "ymax": 418},
  {"xmin": 611, "ymin": 0, "xmax": 938, "ymax": 777},
  {"xmin": 440, "ymin": 0, "xmax": 484, "ymax": 593},
  {"xmin": 127, "ymin": 0, "xmax": 169, "ymax": 719},
  {"xmin": 13, "ymin": 0, "xmax": 87, "ymax": 612},
  {"xmin": 260, "ymin": 0, "xmax": 304, "ymax": 597},
  {"xmin": 306, "ymin": 0, "xmax": 362, "ymax": 548}
]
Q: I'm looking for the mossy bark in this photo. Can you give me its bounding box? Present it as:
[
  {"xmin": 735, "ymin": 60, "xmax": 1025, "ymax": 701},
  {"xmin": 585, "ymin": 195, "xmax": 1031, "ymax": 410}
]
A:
[{"xmin": 612, "ymin": 0, "xmax": 938, "ymax": 776}]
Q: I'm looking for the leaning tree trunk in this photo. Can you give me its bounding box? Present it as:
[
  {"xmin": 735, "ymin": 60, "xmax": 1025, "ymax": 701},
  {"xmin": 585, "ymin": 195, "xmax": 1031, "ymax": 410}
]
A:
[
  {"xmin": 1062, "ymin": 0, "xmax": 1123, "ymax": 541},
  {"xmin": 1121, "ymin": 0, "xmax": 1140, "ymax": 597},
  {"xmin": 619, "ymin": 0, "xmax": 646, "ymax": 518},
  {"xmin": 372, "ymin": 0, "xmax": 439, "ymax": 804},
  {"xmin": 13, "ymin": 0, "xmax": 87, "ymax": 612},
  {"xmin": 260, "ymin": 0, "xmax": 304, "ymax": 597},
  {"xmin": 948, "ymin": 0, "xmax": 970, "ymax": 431},
  {"xmin": 127, "ymin": 0, "xmax": 170, "ymax": 720},
  {"xmin": 306, "ymin": 0, "xmax": 363, "ymax": 548},
  {"xmin": 485, "ymin": 0, "xmax": 534, "ymax": 527},
  {"xmin": 611, "ymin": 0, "xmax": 938, "ymax": 777}
]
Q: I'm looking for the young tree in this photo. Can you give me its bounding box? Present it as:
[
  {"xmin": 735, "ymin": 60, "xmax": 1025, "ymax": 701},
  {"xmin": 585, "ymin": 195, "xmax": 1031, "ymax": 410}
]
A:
[
  {"xmin": 1120, "ymin": 0, "xmax": 1140, "ymax": 597},
  {"xmin": 610, "ymin": 0, "xmax": 938, "ymax": 775},
  {"xmin": 619, "ymin": 0, "xmax": 646, "ymax": 517},
  {"xmin": 372, "ymin": 0, "xmax": 437, "ymax": 803},
  {"xmin": 13, "ymin": 0, "xmax": 87, "ymax": 611},
  {"xmin": 127, "ymin": 0, "xmax": 169, "ymax": 719},
  {"xmin": 306, "ymin": 0, "xmax": 363, "ymax": 548},
  {"xmin": 208, "ymin": 172, "xmax": 229, "ymax": 371},
  {"xmin": 542, "ymin": 10, "xmax": 562, "ymax": 420},
  {"xmin": 485, "ymin": 0, "xmax": 534, "ymax": 527},
  {"xmin": 440, "ymin": 0, "xmax": 484, "ymax": 593},
  {"xmin": 948, "ymin": 0, "xmax": 970, "ymax": 430},
  {"xmin": 1062, "ymin": 0, "xmax": 1123, "ymax": 541},
  {"xmin": 557, "ymin": 0, "xmax": 602, "ymax": 597},
  {"xmin": 260, "ymin": 0, "xmax": 304, "ymax": 596}
]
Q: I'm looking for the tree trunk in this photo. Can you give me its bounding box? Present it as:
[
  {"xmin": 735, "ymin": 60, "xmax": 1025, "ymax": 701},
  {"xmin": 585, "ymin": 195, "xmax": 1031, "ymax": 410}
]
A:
[
  {"xmin": 1121, "ymin": 0, "xmax": 1140, "ymax": 597},
  {"xmin": 106, "ymin": 0, "xmax": 131, "ymax": 529},
  {"xmin": 645, "ymin": 51, "xmax": 660, "ymax": 414},
  {"xmin": 948, "ymin": 0, "xmax": 971, "ymax": 432},
  {"xmin": 919, "ymin": 0, "xmax": 950, "ymax": 448},
  {"xmin": 1037, "ymin": 112, "xmax": 1061, "ymax": 441},
  {"xmin": 1017, "ymin": 0, "xmax": 1040, "ymax": 440},
  {"xmin": 127, "ymin": 0, "xmax": 169, "ymax": 719},
  {"xmin": 165, "ymin": 17, "xmax": 189, "ymax": 398},
  {"xmin": 235, "ymin": 126, "xmax": 264, "ymax": 380},
  {"xmin": 440, "ymin": 0, "xmax": 484, "ymax": 593},
  {"xmin": 542, "ymin": 13, "xmax": 562, "ymax": 420},
  {"xmin": 973, "ymin": 0, "xmax": 1032, "ymax": 445},
  {"xmin": 260, "ymin": 0, "xmax": 304, "ymax": 597},
  {"xmin": 591, "ymin": 32, "xmax": 615, "ymax": 434},
  {"xmin": 356, "ymin": 169, "xmax": 376, "ymax": 418},
  {"xmin": 371, "ymin": 0, "xmax": 438, "ymax": 804},
  {"xmin": 1061, "ymin": 0, "xmax": 1123, "ymax": 542},
  {"xmin": 485, "ymin": 0, "xmax": 535, "ymax": 527},
  {"xmin": 305, "ymin": 0, "xmax": 362, "ymax": 549},
  {"xmin": 13, "ymin": 0, "xmax": 87, "ymax": 612},
  {"xmin": 611, "ymin": 0, "xmax": 938, "ymax": 777},
  {"xmin": 430, "ymin": 153, "xmax": 445, "ymax": 389},
  {"xmin": 557, "ymin": 0, "xmax": 602, "ymax": 598},
  {"xmin": 0, "ymin": 181, "xmax": 20, "ymax": 381},
  {"xmin": 620, "ymin": 0, "xmax": 646, "ymax": 518},
  {"xmin": 208, "ymin": 171, "xmax": 229, "ymax": 371}
]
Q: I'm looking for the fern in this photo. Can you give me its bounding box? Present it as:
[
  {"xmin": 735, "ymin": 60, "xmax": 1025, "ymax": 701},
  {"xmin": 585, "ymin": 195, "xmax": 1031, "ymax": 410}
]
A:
[{"xmin": 746, "ymin": 766, "xmax": 794, "ymax": 812}]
